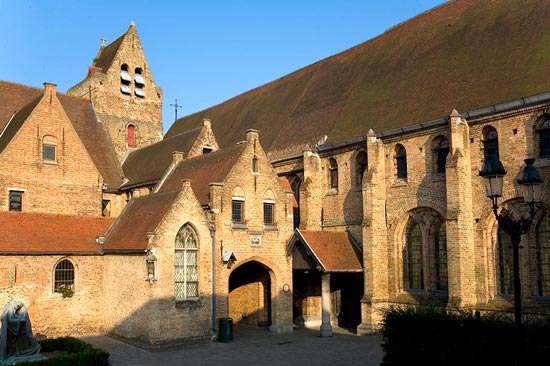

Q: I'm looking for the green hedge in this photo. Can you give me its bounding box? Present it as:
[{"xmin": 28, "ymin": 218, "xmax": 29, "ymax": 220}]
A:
[
  {"xmin": 15, "ymin": 337, "xmax": 109, "ymax": 366},
  {"xmin": 381, "ymin": 306, "xmax": 550, "ymax": 366}
]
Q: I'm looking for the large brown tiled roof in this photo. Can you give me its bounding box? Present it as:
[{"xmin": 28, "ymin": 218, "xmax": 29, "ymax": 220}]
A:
[
  {"xmin": 166, "ymin": 0, "xmax": 550, "ymax": 160},
  {"xmin": 0, "ymin": 82, "xmax": 123, "ymax": 188},
  {"xmin": 102, "ymin": 190, "xmax": 180, "ymax": 252},
  {"xmin": 0, "ymin": 212, "xmax": 114, "ymax": 254},
  {"xmin": 122, "ymin": 127, "xmax": 202, "ymax": 188},
  {"xmin": 157, "ymin": 144, "xmax": 245, "ymax": 206},
  {"xmin": 92, "ymin": 34, "xmax": 125, "ymax": 74},
  {"xmin": 296, "ymin": 229, "xmax": 362, "ymax": 272},
  {"xmin": 0, "ymin": 81, "xmax": 42, "ymax": 134}
]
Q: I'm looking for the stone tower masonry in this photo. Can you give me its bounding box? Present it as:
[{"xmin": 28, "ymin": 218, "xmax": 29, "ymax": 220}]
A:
[{"xmin": 68, "ymin": 22, "xmax": 163, "ymax": 165}]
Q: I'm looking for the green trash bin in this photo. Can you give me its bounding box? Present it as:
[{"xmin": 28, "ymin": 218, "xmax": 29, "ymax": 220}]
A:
[{"xmin": 218, "ymin": 317, "xmax": 233, "ymax": 342}]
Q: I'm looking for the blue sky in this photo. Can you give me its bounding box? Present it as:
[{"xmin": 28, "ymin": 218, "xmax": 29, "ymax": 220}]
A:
[{"xmin": 0, "ymin": 0, "xmax": 447, "ymax": 134}]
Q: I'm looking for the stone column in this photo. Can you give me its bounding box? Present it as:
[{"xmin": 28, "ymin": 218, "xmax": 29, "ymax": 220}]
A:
[{"xmin": 320, "ymin": 272, "xmax": 332, "ymax": 337}]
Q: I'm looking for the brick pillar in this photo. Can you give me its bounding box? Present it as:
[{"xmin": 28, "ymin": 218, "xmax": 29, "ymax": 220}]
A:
[
  {"xmin": 445, "ymin": 110, "xmax": 477, "ymax": 307},
  {"xmin": 358, "ymin": 129, "xmax": 389, "ymax": 335}
]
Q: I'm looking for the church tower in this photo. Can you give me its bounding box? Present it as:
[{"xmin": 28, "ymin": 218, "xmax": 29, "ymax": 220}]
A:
[{"xmin": 68, "ymin": 22, "xmax": 163, "ymax": 163}]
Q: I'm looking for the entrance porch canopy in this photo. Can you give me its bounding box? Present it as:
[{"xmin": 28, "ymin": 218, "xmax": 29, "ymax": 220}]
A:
[{"xmin": 287, "ymin": 229, "xmax": 363, "ymax": 273}]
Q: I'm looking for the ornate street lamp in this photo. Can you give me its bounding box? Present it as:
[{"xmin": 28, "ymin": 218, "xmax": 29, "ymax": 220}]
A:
[{"xmin": 479, "ymin": 157, "xmax": 542, "ymax": 330}]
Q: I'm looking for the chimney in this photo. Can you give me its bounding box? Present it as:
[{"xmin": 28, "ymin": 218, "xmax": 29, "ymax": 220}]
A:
[
  {"xmin": 172, "ymin": 151, "xmax": 185, "ymax": 164},
  {"xmin": 44, "ymin": 82, "xmax": 57, "ymax": 103},
  {"xmin": 203, "ymin": 119, "xmax": 211, "ymax": 129},
  {"xmin": 246, "ymin": 129, "xmax": 260, "ymax": 143}
]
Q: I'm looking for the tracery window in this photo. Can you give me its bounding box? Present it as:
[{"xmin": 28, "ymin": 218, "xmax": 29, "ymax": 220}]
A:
[
  {"xmin": 497, "ymin": 227, "xmax": 514, "ymax": 295},
  {"xmin": 536, "ymin": 214, "xmax": 550, "ymax": 296},
  {"xmin": 175, "ymin": 224, "xmax": 198, "ymax": 300},
  {"xmin": 434, "ymin": 222, "xmax": 448, "ymax": 291},
  {"xmin": 406, "ymin": 221, "xmax": 423, "ymax": 290},
  {"xmin": 54, "ymin": 259, "xmax": 75, "ymax": 294}
]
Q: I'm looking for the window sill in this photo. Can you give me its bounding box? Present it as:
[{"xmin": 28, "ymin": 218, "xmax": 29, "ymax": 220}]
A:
[
  {"xmin": 175, "ymin": 299, "xmax": 202, "ymax": 309},
  {"xmin": 326, "ymin": 188, "xmax": 338, "ymax": 196},
  {"xmin": 231, "ymin": 223, "xmax": 248, "ymax": 230},
  {"xmin": 43, "ymin": 161, "xmax": 58, "ymax": 166},
  {"xmin": 263, "ymin": 225, "xmax": 278, "ymax": 231},
  {"xmin": 391, "ymin": 179, "xmax": 408, "ymax": 187},
  {"xmin": 432, "ymin": 174, "xmax": 446, "ymax": 182}
]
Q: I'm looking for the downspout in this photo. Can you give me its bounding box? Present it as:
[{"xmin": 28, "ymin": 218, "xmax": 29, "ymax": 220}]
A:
[{"xmin": 209, "ymin": 224, "xmax": 217, "ymax": 336}]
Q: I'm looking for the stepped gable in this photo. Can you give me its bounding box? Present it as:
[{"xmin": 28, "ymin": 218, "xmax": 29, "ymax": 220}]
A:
[
  {"xmin": 57, "ymin": 93, "xmax": 124, "ymax": 189},
  {"xmin": 166, "ymin": 0, "xmax": 550, "ymax": 161},
  {"xmin": 157, "ymin": 144, "xmax": 245, "ymax": 206},
  {"xmin": 0, "ymin": 81, "xmax": 42, "ymax": 134},
  {"xmin": 102, "ymin": 190, "xmax": 180, "ymax": 252},
  {"xmin": 0, "ymin": 212, "xmax": 115, "ymax": 254},
  {"xmin": 122, "ymin": 126, "xmax": 202, "ymax": 188}
]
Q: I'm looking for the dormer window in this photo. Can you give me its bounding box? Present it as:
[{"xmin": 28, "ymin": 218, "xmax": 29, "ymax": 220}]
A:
[
  {"xmin": 203, "ymin": 146, "xmax": 213, "ymax": 154},
  {"xmin": 134, "ymin": 67, "xmax": 145, "ymax": 98},
  {"xmin": 120, "ymin": 64, "xmax": 131, "ymax": 95}
]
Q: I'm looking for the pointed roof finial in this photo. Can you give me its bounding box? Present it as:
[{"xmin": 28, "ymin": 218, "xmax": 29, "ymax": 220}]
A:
[
  {"xmin": 100, "ymin": 36, "xmax": 106, "ymax": 47},
  {"xmin": 130, "ymin": 21, "xmax": 136, "ymax": 27}
]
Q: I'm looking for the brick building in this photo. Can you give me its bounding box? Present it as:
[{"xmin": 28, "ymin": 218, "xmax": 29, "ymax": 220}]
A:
[{"xmin": 0, "ymin": 0, "xmax": 549, "ymax": 347}]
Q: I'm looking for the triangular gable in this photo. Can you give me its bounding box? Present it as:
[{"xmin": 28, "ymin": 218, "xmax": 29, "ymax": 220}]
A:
[
  {"xmin": 0, "ymin": 212, "xmax": 114, "ymax": 254},
  {"xmin": 288, "ymin": 228, "xmax": 363, "ymax": 273},
  {"xmin": 0, "ymin": 96, "xmax": 41, "ymax": 154},
  {"xmin": 157, "ymin": 144, "xmax": 246, "ymax": 206},
  {"xmin": 0, "ymin": 81, "xmax": 43, "ymax": 133}
]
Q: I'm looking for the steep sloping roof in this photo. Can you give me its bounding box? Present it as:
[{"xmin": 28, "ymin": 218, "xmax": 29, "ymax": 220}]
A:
[
  {"xmin": 295, "ymin": 229, "xmax": 362, "ymax": 272},
  {"xmin": 0, "ymin": 212, "xmax": 114, "ymax": 254},
  {"xmin": 0, "ymin": 82, "xmax": 123, "ymax": 188},
  {"xmin": 102, "ymin": 190, "xmax": 180, "ymax": 252},
  {"xmin": 0, "ymin": 81, "xmax": 43, "ymax": 133},
  {"xmin": 122, "ymin": 126, "xmax": 202, "ymax": 187},
  {"xmin": 157, "ymin": 144, "xmax": 245, "ymax": 206},
  {"xmin": 167, "ymin": 0, "xmax": 550, "ymax": 161},
  {"xmin": 92, "ymin": 34, "xmax": 125, "ymax": 73},
  {"xmin": 57, "ymin": 94, "xmax": 124, "ymax": 188}
]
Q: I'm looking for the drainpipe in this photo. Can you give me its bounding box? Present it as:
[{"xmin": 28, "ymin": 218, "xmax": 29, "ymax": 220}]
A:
[{"xmin": 209, "ymin": 224, "xmax": 217, "ymax": 336}]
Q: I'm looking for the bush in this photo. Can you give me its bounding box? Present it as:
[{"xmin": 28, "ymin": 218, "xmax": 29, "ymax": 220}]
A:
[
  {"xmin": 381, "ymin": 305, "xmax": 550, "ymax": 366},
  {"xmin": 16, "ymin": 337, "xmax": 109, "ymax": 366}
]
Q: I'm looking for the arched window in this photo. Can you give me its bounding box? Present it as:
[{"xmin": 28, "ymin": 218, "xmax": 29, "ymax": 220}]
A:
[
  {"xmin": 54, "ymin": 259, "xmax": 75, "ymax": 293},
  {"xmin": 134, "ymin": 67, "xmax": 145, "ymax": 98},
  {"xmin": 482, "ymin": 126, "xmax": 499, "ymax": 161},
  {"xmin": 395, "ymin": 144, "xmax": 407, "ymax": 181},
  {"xmin": 356, "ymin": 151, "xmax": 368, "ymax": 187},
  {"xmin": 120, "ymin": 64, "xmax": 131, "ymax": 95},
  {"xmin": 433, "ymin": 136, "xmax": 450, "ymax": 176},
  {"xmin": 536, "ymin": 214, "xmax": 550, "ymax": 296},
  {"xmin": 406, "ymin": 221, "xmax": 423, "ymax": 290},
  {"xmin": 175, "ymin": 224, "xmax": 198, "ymax": 300},
  {"xmin": 497, "ymin": 227, "xmax": 514, "ymax": 295},
  {"xmin": 127, "ymin": 124, "xmax": 136, "ymax": 148},
  {"xmin": 329, "ymin": 158, "xmax": 338, "ymax": 189},
  {"xmin": 536, "ymin": 116, "xmax": 550, "ymax": 158},
  {"xmin": 434, "ymin": 222, "xmax": 448, "ymax": 291}
]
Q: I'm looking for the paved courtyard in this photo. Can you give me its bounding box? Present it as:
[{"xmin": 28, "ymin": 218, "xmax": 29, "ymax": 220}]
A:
[{"xmin": 82, "ymin": 325, "xmax": 385, "ymax": 366}]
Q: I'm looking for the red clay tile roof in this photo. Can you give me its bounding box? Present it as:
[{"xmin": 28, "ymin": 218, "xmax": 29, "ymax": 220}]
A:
[
  {"xmin": 0, "ymin": 82, "xmax": 123, "ymax": 188},
  {"xmin": 102, "ymin": 190, "xmax": 180, "ymax": 252},
  {"xmin": 157, "ymin": 144, "xmax": 245, "ymax": 206},
  {"xmin": 296, "ymin": 229, "xmax": 362, "ymax": 272},
  {"xmin": 166, "ymin": 0, "xmax": 550, "ymax": 161},
  {"xmin": 122, "ymin": 127, "xmax": 202, "ymax": 188},
  {"xmin": 0, "ymin": 212, "xmax": 114, "ymax": 254}
]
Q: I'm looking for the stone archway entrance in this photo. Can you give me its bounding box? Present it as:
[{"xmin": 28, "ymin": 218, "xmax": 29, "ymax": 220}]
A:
[{"xmin": 228, "ymin": 261, "xmax": 272, "ymax": 327}]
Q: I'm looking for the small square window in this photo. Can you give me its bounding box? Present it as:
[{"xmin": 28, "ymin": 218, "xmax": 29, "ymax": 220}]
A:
[
  {"xmin": 9, "ymin": 191, "xmax": 23, "ymax": 211},
  {"xmin": 263, "ymin": 202, "xmax": 274, "ymax": 225},
  {"xmin": 43, "ymin": 145, "xmax": 56, "ymax": 161},
  {"xmin": 232, "ymin": 200, "xmax": 244, "ymax": 223}
]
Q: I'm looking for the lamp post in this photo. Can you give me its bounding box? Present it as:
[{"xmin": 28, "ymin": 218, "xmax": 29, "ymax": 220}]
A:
[{"xmin": 479, "ymin": 156, "xmax": 542, "ymax": 330}]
